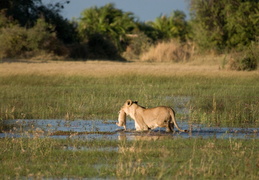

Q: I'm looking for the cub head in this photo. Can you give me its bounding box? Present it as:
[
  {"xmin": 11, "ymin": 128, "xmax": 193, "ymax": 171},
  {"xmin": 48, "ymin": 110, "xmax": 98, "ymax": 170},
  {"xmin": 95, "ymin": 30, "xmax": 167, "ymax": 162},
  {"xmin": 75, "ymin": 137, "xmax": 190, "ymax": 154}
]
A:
[{"xmin": 116, "ymin": 110, "xmax": 126, "ymax": 130}]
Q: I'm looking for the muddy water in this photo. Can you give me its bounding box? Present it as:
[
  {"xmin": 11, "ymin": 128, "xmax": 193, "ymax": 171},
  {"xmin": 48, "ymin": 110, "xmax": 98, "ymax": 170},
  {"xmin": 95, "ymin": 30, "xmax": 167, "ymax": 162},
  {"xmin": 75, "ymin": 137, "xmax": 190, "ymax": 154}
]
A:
[{"xmin": 0, "ymin": 119, "xmax": 258, "ymax": 140}]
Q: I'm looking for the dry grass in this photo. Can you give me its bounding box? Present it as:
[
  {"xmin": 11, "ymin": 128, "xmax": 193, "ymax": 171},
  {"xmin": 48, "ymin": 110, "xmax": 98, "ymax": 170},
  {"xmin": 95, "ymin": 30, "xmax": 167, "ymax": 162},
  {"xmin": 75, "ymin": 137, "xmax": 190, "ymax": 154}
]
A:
[
  {"xmin": 0, "ymin": 60, "xmax": 258, "ymax": 78},
  {"xmin": 140, "ymin": 40, "xmax": 193, "ymax": 62}
]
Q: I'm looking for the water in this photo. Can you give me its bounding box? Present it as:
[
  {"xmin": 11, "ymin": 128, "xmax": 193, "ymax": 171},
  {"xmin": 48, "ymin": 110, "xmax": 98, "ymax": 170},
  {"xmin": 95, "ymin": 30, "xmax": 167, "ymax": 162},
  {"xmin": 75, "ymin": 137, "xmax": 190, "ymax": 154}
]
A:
[{"xmin": 1, "ymin": 119, "xmax": 258, "ymax": 140}]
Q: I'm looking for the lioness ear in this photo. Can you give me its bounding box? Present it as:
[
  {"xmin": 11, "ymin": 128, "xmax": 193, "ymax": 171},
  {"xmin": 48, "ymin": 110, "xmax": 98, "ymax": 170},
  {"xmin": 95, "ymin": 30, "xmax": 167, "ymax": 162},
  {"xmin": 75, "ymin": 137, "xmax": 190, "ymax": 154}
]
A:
[
  {"xmin": 127, "ymin": 99, "xmax": 133, "ymax": 106},
  {"xmin": 133, "ymin": 101, "xmax": 138, "ymax": 104}
]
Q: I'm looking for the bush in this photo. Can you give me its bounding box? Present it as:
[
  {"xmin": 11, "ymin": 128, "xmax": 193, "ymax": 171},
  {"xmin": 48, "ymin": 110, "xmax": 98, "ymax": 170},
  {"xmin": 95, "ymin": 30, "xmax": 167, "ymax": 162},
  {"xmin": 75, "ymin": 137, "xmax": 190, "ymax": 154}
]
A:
[
  {"xmin": 0, "ymin": 25, "xmax": 25, "ymax": 58},
  {"xmin": 122, "ymin": 33, "xmax": 152, "ymax": 60},
  {"xmin": 0, "ymin": 18, "xmax": 68, "ymax": 59},
  {"xmin": 87, "ymin": 33, "xmax": 123, "ymax": 60},
  {"xmin": 227, "ymin": 52, "xmax": 258, "ymax": 71},
  {"xmin": 68, "ymin": 33, "xmax": 125, "ymax": 60}
]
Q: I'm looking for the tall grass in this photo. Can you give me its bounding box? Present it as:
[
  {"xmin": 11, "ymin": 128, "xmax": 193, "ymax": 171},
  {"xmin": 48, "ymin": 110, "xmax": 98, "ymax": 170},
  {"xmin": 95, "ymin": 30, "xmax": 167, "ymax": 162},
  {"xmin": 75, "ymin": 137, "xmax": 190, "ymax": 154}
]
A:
[
  {"xmin": 0, "ymin": 72, "xmax": 258, "ymax": 127},
  {"xmin": 0, "ymin": 137, "xmax": 258, "ymax": 179},
  {"xmin": 140, "ymin": 40, "xmax": 192, "ymax": 62}
]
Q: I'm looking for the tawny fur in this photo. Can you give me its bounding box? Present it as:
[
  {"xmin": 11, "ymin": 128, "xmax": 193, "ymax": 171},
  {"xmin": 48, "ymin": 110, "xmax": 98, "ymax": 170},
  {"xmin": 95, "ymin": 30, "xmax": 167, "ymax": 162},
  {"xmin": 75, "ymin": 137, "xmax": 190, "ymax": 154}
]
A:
[
  {"xmin": 116, "ymin": 110, "xmax": 126, "ymax": 130},
  {"xmin": 116, "ymin": 99, "xmax": 188, "ymax": 132}
]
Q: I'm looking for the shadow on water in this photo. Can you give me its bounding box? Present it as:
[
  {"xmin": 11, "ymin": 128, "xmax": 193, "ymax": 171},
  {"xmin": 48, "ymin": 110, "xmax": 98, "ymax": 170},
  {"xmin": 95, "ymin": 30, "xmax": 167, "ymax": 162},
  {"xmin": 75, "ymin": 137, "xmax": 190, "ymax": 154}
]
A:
[{"xmin": 0, "ymin": 119, "xmax": 258, "ymax": 140}]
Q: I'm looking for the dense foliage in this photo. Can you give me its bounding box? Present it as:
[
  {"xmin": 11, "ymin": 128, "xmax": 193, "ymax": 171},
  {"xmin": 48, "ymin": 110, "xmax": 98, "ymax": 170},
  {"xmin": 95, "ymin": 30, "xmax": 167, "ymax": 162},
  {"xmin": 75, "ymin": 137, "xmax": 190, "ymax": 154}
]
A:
[
  {"xmin": 0, "ymin": 0, "xmax": 76, "ymax": 59},
  {"xmin": 0, "ymin": 17, "xmax": 65, "ymax": 59},
  {"xmin": 147, "ymin": 10, "xmax": 189, "ymax": 42},
  {"xmin": 0, "ymin": 0, "xmax": 258, "ymax": 69},
  {"xmin": 190, "ymin": 0, "xmax": 259, "ymax": 51},
  {"xmin": 78, "ymin": 3, "xmax": 136, "ymax": 52}
]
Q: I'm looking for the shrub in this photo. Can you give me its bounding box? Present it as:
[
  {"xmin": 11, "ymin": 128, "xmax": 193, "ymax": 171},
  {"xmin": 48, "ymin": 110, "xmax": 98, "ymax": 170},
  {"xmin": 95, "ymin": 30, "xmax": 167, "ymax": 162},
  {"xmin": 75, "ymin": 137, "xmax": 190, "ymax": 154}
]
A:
[
  {"xmin": 87, "ymin": 33, "xmax": 122, "ymax": 60},
  {"xmin": 0, "ymin": 18, "xmax": 68, "ymax": 59},
  {"xmin": 0, "ymin": 25, "xmax": 27, "ymax": 58},
  {"xmin": 122, "ymin": 33, "xmax": 152, "ymax": 60},
  {"xmin": 227, "ymin": 53, "xmax": 257, "ymax": 71},
  {"xmin": 68, "ymin": 33, "xmax": 124, "ymax": 60}
]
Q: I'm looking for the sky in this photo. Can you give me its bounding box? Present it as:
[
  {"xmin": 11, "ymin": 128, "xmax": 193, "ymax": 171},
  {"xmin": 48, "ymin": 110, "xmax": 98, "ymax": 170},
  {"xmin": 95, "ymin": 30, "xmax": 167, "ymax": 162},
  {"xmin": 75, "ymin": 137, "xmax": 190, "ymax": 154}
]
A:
[{"xmin": 42, "ymin": 0, "xmax": 190, "ymax": 22}]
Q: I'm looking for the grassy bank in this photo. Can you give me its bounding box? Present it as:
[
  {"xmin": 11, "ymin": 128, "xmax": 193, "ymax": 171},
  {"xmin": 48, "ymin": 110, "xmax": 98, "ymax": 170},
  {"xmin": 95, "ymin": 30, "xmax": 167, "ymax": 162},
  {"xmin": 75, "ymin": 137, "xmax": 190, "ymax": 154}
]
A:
[
  {"xmin": 0, "ymin": 61, "xmax": 258, "ymax": 126},
  {"xmin": 0, "ymin": 137, "xmax": 258, "ymax": 179}
]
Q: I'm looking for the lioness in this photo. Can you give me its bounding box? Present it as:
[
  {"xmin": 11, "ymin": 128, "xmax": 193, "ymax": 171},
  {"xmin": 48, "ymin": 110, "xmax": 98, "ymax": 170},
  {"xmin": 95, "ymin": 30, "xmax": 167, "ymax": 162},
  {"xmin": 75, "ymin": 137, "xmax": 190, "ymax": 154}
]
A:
[{"xmin": 116, "ymin": 99, "xmax": 188, "ymax": 132}]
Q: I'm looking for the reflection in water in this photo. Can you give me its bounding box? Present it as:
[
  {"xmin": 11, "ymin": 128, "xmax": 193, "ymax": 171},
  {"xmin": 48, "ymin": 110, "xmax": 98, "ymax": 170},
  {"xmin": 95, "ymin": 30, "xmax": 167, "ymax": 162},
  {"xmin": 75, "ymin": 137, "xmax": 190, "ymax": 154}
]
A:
[
  {"xmin": 118, "ymin": 131, "xmax": 174, "ymax": 141},
  {"xmin": 0, "ymin": 119, "xmax": 258, "ymax": 140}
]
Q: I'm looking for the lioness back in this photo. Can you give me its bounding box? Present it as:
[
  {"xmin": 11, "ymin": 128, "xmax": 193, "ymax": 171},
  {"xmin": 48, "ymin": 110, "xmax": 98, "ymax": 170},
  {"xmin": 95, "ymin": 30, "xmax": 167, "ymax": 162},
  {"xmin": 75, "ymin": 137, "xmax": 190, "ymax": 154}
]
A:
[
  {"xmin": 142, "ymin": 106, "xmax": 172, "ymax": 127},
  {"xmin": 143, "ymin": 106, "xmax": 171, "ymax": 117}
]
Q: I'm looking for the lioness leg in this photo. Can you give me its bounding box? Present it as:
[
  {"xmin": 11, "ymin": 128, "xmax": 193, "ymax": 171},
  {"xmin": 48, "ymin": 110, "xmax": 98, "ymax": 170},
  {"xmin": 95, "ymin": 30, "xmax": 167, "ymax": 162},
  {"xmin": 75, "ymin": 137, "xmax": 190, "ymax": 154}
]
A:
[
  {"xmin": 134, "ymin": 121, "xmax": 141, "ymax": 130},
  {"xmin": 167, "ymin": 120, "xmax": 174, "ymax": 132},
  {"xmin": 166, "ymin": 127, "xmax": 171, "ymax": 132},
  {"xmin": 134, "ymin": 115, "xmax": 149, "ymax": 131}
]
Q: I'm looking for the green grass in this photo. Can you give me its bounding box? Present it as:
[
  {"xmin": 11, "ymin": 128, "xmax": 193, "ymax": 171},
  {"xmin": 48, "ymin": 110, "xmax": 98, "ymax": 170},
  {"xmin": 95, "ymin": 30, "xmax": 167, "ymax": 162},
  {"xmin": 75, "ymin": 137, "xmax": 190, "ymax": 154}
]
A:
[
  {"xmin": 1, "ymin": 62, "xmax": 258, "ymax": 179},
  {"xmin": 0, "ymin": 137, "xmax": 258, "ymax": 179},
  {"xmin": 0, "ymin": 73, "xmax": 259, "ymax": 127}
]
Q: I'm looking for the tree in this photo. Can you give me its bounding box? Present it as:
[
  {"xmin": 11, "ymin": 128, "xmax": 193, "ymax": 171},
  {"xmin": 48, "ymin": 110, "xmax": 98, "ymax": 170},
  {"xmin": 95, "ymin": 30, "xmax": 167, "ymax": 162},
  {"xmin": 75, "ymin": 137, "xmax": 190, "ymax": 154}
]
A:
[
  {"xmin": 37, "ymin": 2, "xmax": 78, "ymax": 44},
  {"xmin": 224, "ymin": 1, "xmax": 259, "ymax": 49},
  {"xmin": 0, "ymin": 0, "xmax": 76, "ymax": 44},
  {"xmin": 77, "ymin": 3, "xmax": 136, "ymax": 52},
  {"xmin": 0, "ymin": 0, "xmax": 74, "ymax": 59},
  {"xmin": 171, "ymin": 10, "xmax": 190, "ymax": 42},
  {"xmin": 0, "ymin": 0, "xmax": 41, "ymax": 27},
  {"xmin": 147, "ymin": 10, "xmax": 189, "ymax": 41},
  {"xmin": 190, "ymin": 0, "xmax": 259, "ymax": 51}
]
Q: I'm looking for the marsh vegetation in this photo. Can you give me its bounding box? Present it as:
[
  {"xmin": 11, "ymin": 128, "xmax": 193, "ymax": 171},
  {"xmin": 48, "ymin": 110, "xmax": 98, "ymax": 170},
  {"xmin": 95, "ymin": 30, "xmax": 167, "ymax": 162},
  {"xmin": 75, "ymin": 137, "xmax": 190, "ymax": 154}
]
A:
[
  {"xmin": 0, "ymin": 62, "xmax": 258, "ymax": 127},
  {"xmin": 0, "ymin": 61, "xmax": 259, "ymax": 179}
]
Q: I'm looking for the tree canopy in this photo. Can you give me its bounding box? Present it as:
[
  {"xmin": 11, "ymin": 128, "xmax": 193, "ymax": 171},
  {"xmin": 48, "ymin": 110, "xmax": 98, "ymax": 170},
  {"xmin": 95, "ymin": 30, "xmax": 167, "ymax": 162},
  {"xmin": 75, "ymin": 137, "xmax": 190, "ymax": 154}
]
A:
[
  {"xmin": 190, "ymin": 0, "xmax": 259, "ymax": 51},
  {"xmin": 147, "ymin": 10, "xmax": 189, "ymax": 41},
  {"xmin": 77, "ymin": 3, "xmax": 136, "ymax": 52}
]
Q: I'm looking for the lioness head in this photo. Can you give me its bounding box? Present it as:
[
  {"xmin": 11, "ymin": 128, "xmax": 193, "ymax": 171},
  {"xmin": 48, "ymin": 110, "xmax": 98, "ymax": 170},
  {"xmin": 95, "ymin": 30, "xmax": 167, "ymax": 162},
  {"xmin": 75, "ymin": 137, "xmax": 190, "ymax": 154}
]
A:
[{"xmin": 120, "ymin": 99, "xmax": 138, "ymax": 114}]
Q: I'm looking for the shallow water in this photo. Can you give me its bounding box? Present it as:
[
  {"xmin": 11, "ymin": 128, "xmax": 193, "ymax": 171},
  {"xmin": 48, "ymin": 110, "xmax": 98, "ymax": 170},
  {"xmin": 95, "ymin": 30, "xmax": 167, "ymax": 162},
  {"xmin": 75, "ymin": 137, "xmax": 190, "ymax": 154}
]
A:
[{"xmin": 1, "ymin": 119, "xmax": 258, "ymax": 140}]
